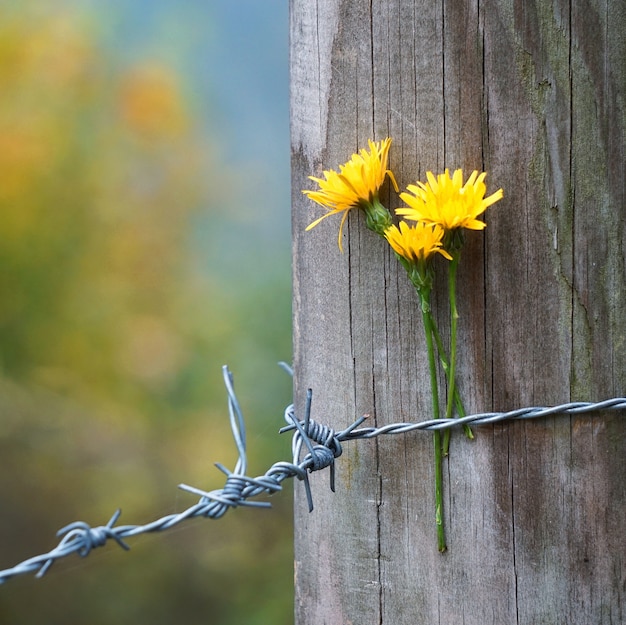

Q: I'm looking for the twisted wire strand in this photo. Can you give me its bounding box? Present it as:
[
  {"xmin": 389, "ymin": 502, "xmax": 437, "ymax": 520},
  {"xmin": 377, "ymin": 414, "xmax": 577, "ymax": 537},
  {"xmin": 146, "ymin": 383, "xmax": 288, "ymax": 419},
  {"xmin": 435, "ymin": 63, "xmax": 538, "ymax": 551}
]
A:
[
  {"xmin": 339, "ymin": 397, "xmax": 626, "ymax": 440},
  {"xmin": 0, "ymin": 366, "xmax": 317, "ymax": 584},
  {"xmin": 1, "ymin": 364, "xmax": 624, "ymax": 584}
]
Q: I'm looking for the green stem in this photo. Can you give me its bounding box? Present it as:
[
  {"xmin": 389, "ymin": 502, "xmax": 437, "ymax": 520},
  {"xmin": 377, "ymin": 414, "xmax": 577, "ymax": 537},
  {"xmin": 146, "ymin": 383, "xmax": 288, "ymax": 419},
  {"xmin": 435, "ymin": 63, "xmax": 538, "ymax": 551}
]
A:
[
  {"xmin": 429, "ymin": 311, "xmax": 473, "ymax": 444},
  {"xmin": 419, "ymin": 289, "xmax": 446, "ymax": 553},
  {"xmin": 445, "ymin": 253, "xmax": 460, "ymax": 419},
  {"xmin": 443, "ymin": 253, "xmax": 460, "ymax": 454}
]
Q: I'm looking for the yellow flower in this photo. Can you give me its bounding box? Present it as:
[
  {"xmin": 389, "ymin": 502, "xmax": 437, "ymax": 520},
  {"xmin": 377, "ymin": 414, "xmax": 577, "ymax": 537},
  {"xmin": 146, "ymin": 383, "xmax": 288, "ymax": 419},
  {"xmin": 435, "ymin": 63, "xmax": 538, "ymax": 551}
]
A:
[
  {"xmin": 303, "ymin": 138, "xmax": 398, "ymax": 251},
  {"xmin": 384, "ymin": 221, "xmax": 452, "ymax": 264},
  {"xmin": 396, "ymin": 169, "xmax": 503, "ymax": 231}
]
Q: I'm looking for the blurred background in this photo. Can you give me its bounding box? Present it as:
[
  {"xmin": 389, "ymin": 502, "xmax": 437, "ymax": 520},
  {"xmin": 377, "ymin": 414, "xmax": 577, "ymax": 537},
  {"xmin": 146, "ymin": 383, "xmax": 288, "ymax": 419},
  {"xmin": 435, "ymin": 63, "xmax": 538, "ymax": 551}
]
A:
[{"xmin": 0, "ymin": 1, "xmax": 292, "ymax": 623}]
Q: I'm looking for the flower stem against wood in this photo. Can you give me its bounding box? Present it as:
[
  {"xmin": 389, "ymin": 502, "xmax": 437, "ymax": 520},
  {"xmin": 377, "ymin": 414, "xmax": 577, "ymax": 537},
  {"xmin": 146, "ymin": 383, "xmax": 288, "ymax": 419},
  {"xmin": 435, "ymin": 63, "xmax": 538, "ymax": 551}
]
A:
[
  {"xmin": 443, "ymin": 252, "xmax": 460, "ymax": 455},
  {"xmin": 419, "ymin": 289, "xmax": 446, "ymax": 553}
]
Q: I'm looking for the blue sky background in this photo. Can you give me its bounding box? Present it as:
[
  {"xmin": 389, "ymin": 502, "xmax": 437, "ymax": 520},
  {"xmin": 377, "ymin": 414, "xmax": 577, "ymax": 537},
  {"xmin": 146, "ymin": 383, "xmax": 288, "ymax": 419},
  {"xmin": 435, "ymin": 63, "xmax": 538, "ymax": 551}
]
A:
[{"xmin": 90, "ymin": 0, "xmax": 292, "ymax": 281}]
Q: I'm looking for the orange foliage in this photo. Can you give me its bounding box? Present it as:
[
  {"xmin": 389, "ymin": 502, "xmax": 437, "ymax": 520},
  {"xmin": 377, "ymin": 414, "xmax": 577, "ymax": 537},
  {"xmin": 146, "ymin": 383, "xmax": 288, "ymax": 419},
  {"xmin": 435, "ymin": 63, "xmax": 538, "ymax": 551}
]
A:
[{"xmin": 119, "ymin": 64, "xmax": 188, "ymax": 139}]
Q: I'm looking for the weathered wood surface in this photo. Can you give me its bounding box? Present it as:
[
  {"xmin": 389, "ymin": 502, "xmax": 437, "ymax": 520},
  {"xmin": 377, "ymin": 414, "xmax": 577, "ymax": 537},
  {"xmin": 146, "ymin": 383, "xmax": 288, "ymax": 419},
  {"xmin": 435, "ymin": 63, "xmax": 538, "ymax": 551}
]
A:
[{"xmin": 291, "ymin": 1, "xmax": 625, "ymax": 624}]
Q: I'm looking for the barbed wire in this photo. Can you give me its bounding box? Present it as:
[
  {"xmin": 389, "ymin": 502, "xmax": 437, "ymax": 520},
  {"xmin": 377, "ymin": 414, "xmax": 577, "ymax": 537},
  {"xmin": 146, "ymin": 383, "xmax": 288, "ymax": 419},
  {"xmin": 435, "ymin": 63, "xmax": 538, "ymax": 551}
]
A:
[
  {"xmin": 337, "ymin": 396, "xmax": 626, "ymax": 439},
  {"xmin": 1, "ymin": 364, "xmax": 624, "ymax": 584}
]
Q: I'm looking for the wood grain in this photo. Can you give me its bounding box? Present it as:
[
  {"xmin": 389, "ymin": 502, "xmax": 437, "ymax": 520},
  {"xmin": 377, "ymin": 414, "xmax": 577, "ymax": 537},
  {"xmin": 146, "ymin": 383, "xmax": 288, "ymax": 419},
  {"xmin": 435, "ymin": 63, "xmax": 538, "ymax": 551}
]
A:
[{"xmin": 291, "ymin": 1, "xmax": 625, "ymax": 623}]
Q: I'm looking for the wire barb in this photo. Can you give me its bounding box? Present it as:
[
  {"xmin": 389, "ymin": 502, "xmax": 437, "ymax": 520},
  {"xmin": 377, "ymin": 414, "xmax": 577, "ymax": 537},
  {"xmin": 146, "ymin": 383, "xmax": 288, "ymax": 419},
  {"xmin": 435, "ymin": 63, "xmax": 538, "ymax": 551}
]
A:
[{"xmin": 1, "ymin": 363, "xmax": 624, "ymax": 585}]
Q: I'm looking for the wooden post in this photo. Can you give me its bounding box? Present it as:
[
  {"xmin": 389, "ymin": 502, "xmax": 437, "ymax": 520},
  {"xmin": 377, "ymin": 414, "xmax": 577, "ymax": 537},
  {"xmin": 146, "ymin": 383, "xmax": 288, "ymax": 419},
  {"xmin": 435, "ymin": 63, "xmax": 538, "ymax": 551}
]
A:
[{"xmin": 291, "ymin": 1, "xmax": 625, "ymax": 623}]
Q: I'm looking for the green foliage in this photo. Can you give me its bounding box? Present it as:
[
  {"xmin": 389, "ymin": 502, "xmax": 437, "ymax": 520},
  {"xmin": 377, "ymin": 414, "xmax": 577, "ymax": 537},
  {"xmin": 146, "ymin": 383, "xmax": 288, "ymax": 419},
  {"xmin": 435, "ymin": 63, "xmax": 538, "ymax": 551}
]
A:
[{"xmin": 0, "ymin": 3, "xmax": 292, "ymax": 623}]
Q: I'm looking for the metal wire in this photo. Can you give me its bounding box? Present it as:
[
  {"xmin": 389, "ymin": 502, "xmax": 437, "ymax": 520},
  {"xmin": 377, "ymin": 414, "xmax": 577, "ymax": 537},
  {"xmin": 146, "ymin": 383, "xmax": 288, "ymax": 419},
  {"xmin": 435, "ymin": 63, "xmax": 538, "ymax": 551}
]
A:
[
  {"xmin": 0, "ymin": 364, "xmax": 624, "ymax": 584},
  {"xmin": 338, "ymin": 397, "xmax": 626, "ymax": 439}
]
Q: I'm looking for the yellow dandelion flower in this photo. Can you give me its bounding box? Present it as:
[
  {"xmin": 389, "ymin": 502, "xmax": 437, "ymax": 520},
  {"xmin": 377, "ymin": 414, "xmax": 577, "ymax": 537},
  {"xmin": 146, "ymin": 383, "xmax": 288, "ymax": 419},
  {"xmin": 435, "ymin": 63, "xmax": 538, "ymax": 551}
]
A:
[
  {"xmin": 396, "ymin": 168, "xmax": 503, "ymax": 232},
  {"xmin": 384, "ymin": 221, "xmax": 452, "ymax": 265},
  {"xmin": 303, "ymin": 138, "xmax": 398, "ymax": 251}
]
